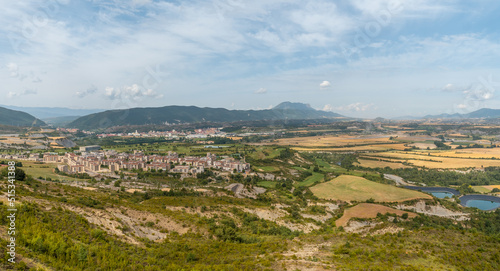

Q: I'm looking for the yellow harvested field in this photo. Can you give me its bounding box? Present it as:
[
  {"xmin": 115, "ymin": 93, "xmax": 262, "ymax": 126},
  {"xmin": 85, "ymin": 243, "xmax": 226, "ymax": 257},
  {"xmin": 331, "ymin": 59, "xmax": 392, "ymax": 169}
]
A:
[
  {"xmin": 448, "ymin": 133, "xmax": 468, "ymax": 138},
  {"xmin": 292, "ymin": 144, "xmax": 407, "ymax": 152},
  {"xmin": 0, "ymin": 136, "xmax": 43, "ymax": 146},
  {"xmin": 48, "ymin": 137, "xmax": 66, "ymax": 140},
  {"xmin": 274, "ymin": 135, "xmax": 395, "ymax": 147},
  {"xmin": 480, "ymin": 185, "xmax": 500, "ymax": 193},
  {"xmin": 408, "ymin": 143, "xmax": 436, "ymax": 149},
  {"xmin": 310, "ymin": 175, "xmax": 431, "ymax": 202},
  {"xmin": 395, "ymin": 135, "xmax": 440, "ymax": 141},
  {"xmin": 355, "ymin": 159, "xmax": 411, "ymax": 169},
  {"xmin": 336, "ymin": 203, "xmax": 416, "ymax": 227},
  {"xmin": 421, "ymin": 148, "xmax": 500, "ymax": 159},
  {"xmin": 126, "ymin": 189, "xmax": 144, "ymax": 193},
  {"xmin": 369, "ymin": 151, "xmax": 500, "ymax": 169}
]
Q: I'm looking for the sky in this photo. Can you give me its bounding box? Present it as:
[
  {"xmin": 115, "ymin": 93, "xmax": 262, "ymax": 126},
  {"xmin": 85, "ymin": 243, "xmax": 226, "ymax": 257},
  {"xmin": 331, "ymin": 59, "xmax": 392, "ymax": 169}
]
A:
[{"xmin": 1, "ymin": 0, "xmax": 500, "ymax": 118}]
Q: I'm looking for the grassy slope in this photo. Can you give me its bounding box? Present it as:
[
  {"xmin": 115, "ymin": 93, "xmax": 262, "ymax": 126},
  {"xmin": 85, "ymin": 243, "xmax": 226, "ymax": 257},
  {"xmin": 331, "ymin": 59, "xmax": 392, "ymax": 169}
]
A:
[
  {"xmin": 295, "ymin": 172, "xmax": 324, "ymax": 187},
  {"xmin": 310, "ymin": 175, "xmax": 432, "ymax": 202}
]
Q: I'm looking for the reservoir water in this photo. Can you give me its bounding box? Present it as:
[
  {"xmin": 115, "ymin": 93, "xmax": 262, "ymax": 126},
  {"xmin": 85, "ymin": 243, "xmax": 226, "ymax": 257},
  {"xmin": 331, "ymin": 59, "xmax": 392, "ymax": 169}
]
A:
[
  {"xmin": 464, "ymin": 200, "xmax": 500, "ymax": 211},
  {"xmin": 459, "ymin": 195, "xmax": 500, "ymax": 211},
  {"xmin": 430, "ymin": 192, "xmax": 455, "ymax": 199},
  {"xmin": 405, "ymin": 186, "xmax": 460, "ymax": 197}
]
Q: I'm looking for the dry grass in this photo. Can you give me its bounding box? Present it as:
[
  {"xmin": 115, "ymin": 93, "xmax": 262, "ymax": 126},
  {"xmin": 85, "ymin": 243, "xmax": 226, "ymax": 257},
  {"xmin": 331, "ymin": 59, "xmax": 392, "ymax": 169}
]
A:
[
  {"xmin": 336, "ymin": 203, "xmax": 417, "ymax": 227},
  {"xmin": 310, "ymin": 175, "xmax": 431, "ymax": 202}
]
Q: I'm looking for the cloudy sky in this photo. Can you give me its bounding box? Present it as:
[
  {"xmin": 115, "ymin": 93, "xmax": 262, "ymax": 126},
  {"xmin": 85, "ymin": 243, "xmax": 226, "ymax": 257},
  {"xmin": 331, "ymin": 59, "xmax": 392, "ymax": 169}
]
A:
[{"xmin": 2, "ymin": 0, "xmax": 500, "ymax": 118}]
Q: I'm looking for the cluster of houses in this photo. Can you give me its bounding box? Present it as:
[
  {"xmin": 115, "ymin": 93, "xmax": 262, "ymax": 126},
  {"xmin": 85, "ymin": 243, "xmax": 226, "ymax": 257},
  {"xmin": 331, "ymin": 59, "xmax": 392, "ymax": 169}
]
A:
[{"xmin": 0, "ymin": 148, "xmax": 250, "ymax": 176}]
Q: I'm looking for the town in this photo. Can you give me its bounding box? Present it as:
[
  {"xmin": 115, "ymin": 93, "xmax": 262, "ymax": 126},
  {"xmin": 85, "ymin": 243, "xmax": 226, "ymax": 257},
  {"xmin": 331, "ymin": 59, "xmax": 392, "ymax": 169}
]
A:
[{"xmin": 0, "ymin": 145, "xmax": 250, "ymax": 178}]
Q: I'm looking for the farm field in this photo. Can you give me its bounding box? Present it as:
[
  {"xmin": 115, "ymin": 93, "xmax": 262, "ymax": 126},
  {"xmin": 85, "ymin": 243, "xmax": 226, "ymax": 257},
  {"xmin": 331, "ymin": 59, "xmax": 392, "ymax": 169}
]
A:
[
  {"xmin": 19, "ymin": 161, "xmax": 66, "ymax": 180},
  {"xmin": 273, "ymin": 135, "xmax": 395, "ymax": 147},
  {"xmin": 407, "ymin": 143, "xmax": 436, "ymax": 149},
  {"xmin": 19, "ymin": 161, "xmax": 91, "ymax": 181},
  {"xmin": 291, "ymin": 143, "xmax": 408, "ymax": 152},
  {"xmin": 336, "ymin": 203, "xmax": 416, "ymax": 227},
  {"xmin": 0, "ymin": 135, "xmax": 44, "ymax": 147},
  {"xmin": 310, "ymin": 175, "xmax": 431, "ymax": 202},
  {"xmin": 355, "ymin": 158, "xmax": 411, "ymax": 169},
  {"xmin": 477, "ymin": 185, "xmax": 500, "ymax": 194},
  {"xmin": 365, "ymin": 151, "xmax": 500, "ymax": 169},
  {"xmin": 295, "ymin": 172, "xmax": 324, "ymax": 187},
  {"xmin": 419, "ymin": 148, "xmax": 500, "ymax": 159},
  {"xmin": 472, "ymin": 186, "xmax": 492, "ymax": 193}
]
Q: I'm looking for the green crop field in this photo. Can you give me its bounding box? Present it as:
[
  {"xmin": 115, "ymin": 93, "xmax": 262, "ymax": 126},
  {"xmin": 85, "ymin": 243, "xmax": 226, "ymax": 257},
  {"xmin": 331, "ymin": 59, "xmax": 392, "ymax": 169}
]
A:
[
  {"xmin": 310, "ymin": 175, "xmax": 432, "ymax": 202},
  {"xmin": 19, "ymin": 161, "xmax": 90, "ymax": 181},
  {"xmin": 295, "ymin": 172, "xmax": 324, "ymax": 187},
  {"xmin": 472, "ymin": 186, "xmax": 491, "ymax": 193},
  {"xmin": 16, "ymin": 161, "xmax": 64, "ymax": 180}
]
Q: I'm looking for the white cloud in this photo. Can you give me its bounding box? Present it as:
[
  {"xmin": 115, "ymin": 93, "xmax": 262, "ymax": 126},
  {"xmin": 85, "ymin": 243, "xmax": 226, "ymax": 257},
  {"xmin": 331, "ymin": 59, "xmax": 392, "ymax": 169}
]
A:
[
  {"xmin": 0, "ymin": 0, "xmax": 495, "ymax": 116},
  {"xmin": 6, "ymin": 63, "xmax": 18, "ymax": 77},
  {"xmin": 76, "ymin": 85, "xmax": 98, "ymax": 98},
  {"xmin": 105, "ymin": 87, "xmax": 121, "ymax": 100},
  {"xmin": 254, "ymin": 88, "xmax": 267, "ymax": 94},
  {"xmin": 6, "ymin": 89, "xmax": 37, "ymax": 98},
  {"xmin": 104, "ymin": 84, "xmax": 163, "ymax": 100},
  {"xmin": 143, "ymin": 89, "xmax": 162, "ymax": 98},
  {"xmin": 457, "ymin": 104, "xmax": 467, "ymax": 109},
  {"xmin": 463, "ymin": 84, "xmax": 494, "ymax": 101},
  {"xmin": 442, "ymin": 83, "xmax": 455, "ymax": 92},
  {"xmin": 322, "ymin": 104, "xmax": 333, "ymax": 111},
  {"xmin": 319, "ymin": 80, "xmax": 331, "ymax": 89},
  {"xmin": 327, "ymin": 102, "xmax": 375, "ymax": 112}
]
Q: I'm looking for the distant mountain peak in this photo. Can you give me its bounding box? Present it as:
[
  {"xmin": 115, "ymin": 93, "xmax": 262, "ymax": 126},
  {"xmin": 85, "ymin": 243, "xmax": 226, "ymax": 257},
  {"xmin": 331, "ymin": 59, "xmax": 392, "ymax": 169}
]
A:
[{"xmin": 273, "ymin": 102, "xmax": 313, "ymax": 111}]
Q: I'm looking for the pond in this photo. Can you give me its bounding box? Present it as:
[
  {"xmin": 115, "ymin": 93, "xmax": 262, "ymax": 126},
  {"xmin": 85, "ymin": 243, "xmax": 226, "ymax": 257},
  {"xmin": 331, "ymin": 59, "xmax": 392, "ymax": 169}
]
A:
[
  {"xmin": 404, "ymin": 186, "xmax": 460, "ymax": 198},
  {"xmin": 459, "ymin": 195, "xmax": 500, "ymax": 211},
  {"xmin": 464, "ymin": 200, "xmax": 500, "ymax": 211},
  {"xmin": 430, "ymin": 192, "xmax": 455, "ymax": 199}
]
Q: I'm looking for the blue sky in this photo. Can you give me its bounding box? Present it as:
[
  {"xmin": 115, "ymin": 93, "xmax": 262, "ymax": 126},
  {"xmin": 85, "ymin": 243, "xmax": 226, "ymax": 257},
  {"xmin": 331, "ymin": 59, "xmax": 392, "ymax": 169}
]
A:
[{"xmin": 2, "ymin": 0, "xmax": 500, "ymax": 118}]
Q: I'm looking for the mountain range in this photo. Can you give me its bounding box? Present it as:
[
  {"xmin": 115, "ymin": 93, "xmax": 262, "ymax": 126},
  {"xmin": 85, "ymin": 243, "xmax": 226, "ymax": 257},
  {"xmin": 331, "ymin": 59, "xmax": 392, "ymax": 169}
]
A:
[
  {"xmin": 5, "ymin": 103, "xmax": 500, "ymax": 130},
  {"xmin": 67, "ymin": 102, "xmax": 344, "ymax": 129},
  {"xmin": 0, "ymin": 106, "xmax": 46, "ymax": 127},
  {"xmin": 422, "ymin": 108, "xmax": 500, "ymax": 119},
  {"xmin": 0, "ymin": 105, "xmax": 104, "ymax": 119}
]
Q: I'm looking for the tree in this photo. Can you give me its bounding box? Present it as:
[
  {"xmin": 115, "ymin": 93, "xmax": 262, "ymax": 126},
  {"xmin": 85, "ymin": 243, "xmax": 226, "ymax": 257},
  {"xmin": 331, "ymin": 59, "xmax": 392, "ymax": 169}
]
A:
[{"xmin": 15, "ymin": 168, "xmax": 26, "ymax": 181}]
